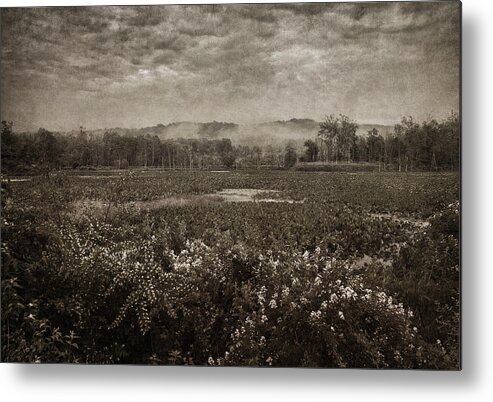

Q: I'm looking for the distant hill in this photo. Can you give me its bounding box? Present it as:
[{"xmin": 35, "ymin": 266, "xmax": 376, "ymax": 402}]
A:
[{"xmin": 61, "ymin": 119, "xmax": 394, "ymax": 148}]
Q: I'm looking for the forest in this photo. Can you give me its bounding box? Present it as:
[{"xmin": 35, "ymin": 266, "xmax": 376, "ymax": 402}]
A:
[
  {"xmin": 1, "ymin": 113, "xmax": 459, "ymax": 173},
  {"xmin": 303, "ymin": 114, "xmax": 459, "ymax": 171}
]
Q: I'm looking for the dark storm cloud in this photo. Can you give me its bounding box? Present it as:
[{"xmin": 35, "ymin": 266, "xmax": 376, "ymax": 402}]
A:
[
  {"xmin": 233, "ymin": 5, "xmax": 279, "ymax": 23},
  {"xmin": 127, "ymin": 6, "xmax": 165, "ymax": 27},
  {"xmin": 278, "ymin": 3, "xmax": 332, "ymax": 17},
  {"xmin": 1, "ymin": 2, "xmax": 460, "ymax": 131}
]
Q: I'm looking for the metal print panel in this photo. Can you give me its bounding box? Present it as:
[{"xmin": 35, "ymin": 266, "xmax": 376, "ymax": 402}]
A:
[{"xmin": 0, "ymin": 1, "xmax": 461, "ymax": 368}]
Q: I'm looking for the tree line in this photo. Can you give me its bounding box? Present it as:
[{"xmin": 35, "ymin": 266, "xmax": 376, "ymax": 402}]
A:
[
  {"xmin": 302, "ymin": 113, "xmax": 459, "ymax": 171},
  {"xmin": 1, "ymin": 113, "xmax": 459, "ymax": 173},
  {"xmin": 1, "ymin": 122, "xmax": 291, "ymax": 172}
]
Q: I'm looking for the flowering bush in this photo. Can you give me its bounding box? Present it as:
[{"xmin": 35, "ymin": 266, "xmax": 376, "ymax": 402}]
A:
[{"xmin": 40, "ymin": 228, "xmax": 440, "ymax": 367}]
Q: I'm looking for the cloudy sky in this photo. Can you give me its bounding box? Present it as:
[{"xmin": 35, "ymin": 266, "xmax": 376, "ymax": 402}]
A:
[{"xmin": 1, "ymin": 2, "xmax": 460, "ymax": 131}]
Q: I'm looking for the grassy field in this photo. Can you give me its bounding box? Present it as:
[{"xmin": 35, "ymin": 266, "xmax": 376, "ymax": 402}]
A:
[{"xmin": 1, "ymin": 170, "xmax": 460, "ymax": 367}]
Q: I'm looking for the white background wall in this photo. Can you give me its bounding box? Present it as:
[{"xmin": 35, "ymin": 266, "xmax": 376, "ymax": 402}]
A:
[{"xmin": 1, "ymin": 0, "xmax": 491, "ymax": 401}]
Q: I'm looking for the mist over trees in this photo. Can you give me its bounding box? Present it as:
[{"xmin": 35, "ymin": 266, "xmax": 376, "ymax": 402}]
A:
[
  {"xmin": 1, "ymin": 113, "xmax": 459, "ymax": 173},
  {"xmin": 1, "ymin": 123, "xmax": 286, "ymax": 171}
]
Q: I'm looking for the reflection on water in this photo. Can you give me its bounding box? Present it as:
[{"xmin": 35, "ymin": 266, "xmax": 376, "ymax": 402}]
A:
[{"xmin": 215, "ymin": 188, "xmax": 302, "ymax": 203}]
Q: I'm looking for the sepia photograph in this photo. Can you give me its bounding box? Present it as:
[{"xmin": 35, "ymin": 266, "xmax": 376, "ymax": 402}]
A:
[{"xmin": 0, "ymin": 1, "xmax": 460, "ymax": 368}]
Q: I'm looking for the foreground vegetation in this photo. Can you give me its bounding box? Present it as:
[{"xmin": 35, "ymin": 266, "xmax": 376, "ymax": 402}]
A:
[{"xmin": 1, "ymin": 170, "xmax": 459, "ymax": 368}]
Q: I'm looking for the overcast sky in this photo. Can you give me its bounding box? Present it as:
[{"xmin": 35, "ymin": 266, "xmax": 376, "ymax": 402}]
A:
[{"xmin": 1, "ymin": 2, "xmax": 460, "ymax": 132}]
